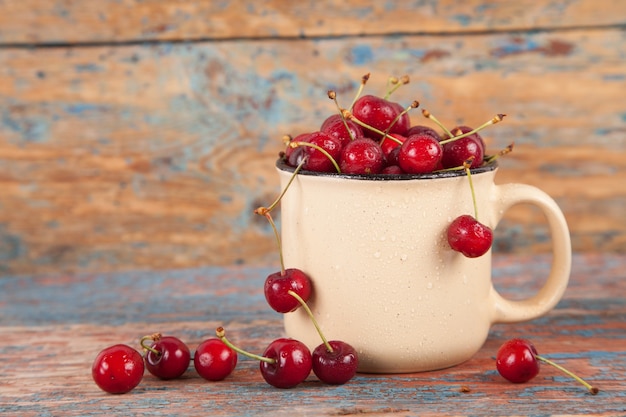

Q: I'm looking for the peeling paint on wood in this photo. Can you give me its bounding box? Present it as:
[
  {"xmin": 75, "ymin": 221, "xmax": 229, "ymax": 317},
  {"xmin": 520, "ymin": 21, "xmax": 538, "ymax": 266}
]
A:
[{"xmin": 0, "ymin": 2, "xmax": 625, "ymax": 275}]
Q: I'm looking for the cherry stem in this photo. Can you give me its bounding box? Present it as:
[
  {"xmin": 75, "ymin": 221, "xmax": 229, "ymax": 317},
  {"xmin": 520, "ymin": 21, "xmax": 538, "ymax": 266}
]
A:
[
  {"xmin": 384, "ymin": 75, "xmax": 409, "ymax": 100},
  {"xmin": 140, "ymin": 333, "xmax": 162, "ymax": 356},
  {"xmin": 484, "ymin": 142, "xmax": 514, "ymax": 164},
  {"xmin": 258, "ymin": 157, "xmax": 306, "ymax": 215},
  {"xmin": 255, "ymin": 158, "xmax": 308, "ymax": 274},
  {"xmin": 288, "ymin": 290, "xmax": 333, "ymax": 353},
  {"xmin": 349, "ymin": 72, "xmax": 370, "ymax": 110},
  {"xmin": 381, "ymin": 100, "xmax": 420, "ymax": 140},
  {"xmin": 422, "ymin": 109, "xmax": 453, "ymax": 139},
  {"xmin": 439, "ymin": 114, "xmax": 506, "ymax": 146},
  {"xmin": 290, "ymin": 141, "xmax": 341, "ymax": 173},
  {"xmin": 433, "ymin": 164, "xmax": 467, "ymax": 173},
  {"xmin": 266, "ymin": 212, "xmax": 285, "ymax": 274},
  {"xmin": 216, "ymin": 327, "xmax": 276, "ymax": 365},
  {"xmin": 535, "ymin": 355, "xmax": 599, "ymax": 395},
  {"xmin": 463, "ymin": 158, "xmax": 479, "ymax": 220},
  {"xmin": 328, "ymin": 90, "xmax": 355, "ymax": 142}
]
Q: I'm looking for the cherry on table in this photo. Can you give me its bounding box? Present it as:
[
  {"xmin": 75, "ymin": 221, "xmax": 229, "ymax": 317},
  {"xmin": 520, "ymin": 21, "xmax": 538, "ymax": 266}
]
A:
[
  {"xmin": 142, "ymin": 334, "xmax": 191, "ymax": 380},
  {"xmin": 216, "ymin": 327, "xmax": 312, "ymax": 389},
  {"xmin": 312, "ymin": 340, "xmax": 359, "ymax": 385},
  {"xmin": 287, "ymin": 290, "xmax": 359, "ymax": 385},
  {"xmin": 260, "ymin": 338, "xmax": 313, "ymax": 389},
  {"xmin": 496, "ymin": 338, "xmax": 539, "ymax": 383},
  {"xmin": 194, "ymin": 337, "xmax": 238, "ymax": 381},
  {"xmin": 92, "ymin": 344, "xmax": 144, "ymax": 394},
  {"xmin": 496, "ymin": 338, "xmax": 599, "ymax": 394}
]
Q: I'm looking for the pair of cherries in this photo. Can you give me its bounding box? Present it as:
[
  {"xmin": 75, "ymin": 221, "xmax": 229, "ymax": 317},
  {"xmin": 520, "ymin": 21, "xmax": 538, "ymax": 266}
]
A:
[
  {"xmin": 91, "ymin": 334, "xmax": 237, "ymax": 394},
  {"xmin": 221, "ymin": 267, "xmax": 359, "ymax": 388}
]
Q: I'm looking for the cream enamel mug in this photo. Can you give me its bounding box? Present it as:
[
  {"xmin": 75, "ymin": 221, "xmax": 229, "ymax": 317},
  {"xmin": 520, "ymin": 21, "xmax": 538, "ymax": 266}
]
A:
[{"xmin": 276, "ymin": 160, "xmax": 571, "ymax": 373}]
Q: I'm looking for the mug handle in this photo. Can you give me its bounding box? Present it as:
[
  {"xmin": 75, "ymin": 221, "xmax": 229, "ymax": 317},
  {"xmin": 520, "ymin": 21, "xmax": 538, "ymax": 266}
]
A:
[{"xmin": 489, "ymin": 183, "xmax": 572, "ymax": 323}]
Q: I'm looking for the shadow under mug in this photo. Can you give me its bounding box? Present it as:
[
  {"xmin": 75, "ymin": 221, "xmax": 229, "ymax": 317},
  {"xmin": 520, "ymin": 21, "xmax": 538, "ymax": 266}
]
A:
[{"xmin": 276, "ymin": 159, "xmax": 571, "ymax": 373}]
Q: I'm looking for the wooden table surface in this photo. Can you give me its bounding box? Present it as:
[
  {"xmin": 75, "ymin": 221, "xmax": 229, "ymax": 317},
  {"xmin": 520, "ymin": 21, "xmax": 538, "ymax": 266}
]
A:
[{"xmin": 1, "ymin": 253, "xmax": 625, "ymax": 416}]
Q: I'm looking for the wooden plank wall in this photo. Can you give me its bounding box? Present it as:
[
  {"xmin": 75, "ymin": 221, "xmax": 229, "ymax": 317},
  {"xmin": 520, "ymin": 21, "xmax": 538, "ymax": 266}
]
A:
[{"xmin": 0, "ymin": 1, "xmax": 625, "ymax": 276}]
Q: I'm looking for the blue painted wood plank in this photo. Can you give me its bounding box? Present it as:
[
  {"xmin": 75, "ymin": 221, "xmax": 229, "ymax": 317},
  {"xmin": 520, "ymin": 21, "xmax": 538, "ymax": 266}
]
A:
[
  {"xmin": 0, "ymin": 254, "xmax": 624, "ymax": 416},
  {"xmin": 0, "ymin": 29, "xmax": 624, "ymax": 276}
]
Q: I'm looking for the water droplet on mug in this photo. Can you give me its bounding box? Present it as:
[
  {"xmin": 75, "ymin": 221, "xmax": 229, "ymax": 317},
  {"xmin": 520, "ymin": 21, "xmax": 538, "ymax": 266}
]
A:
[
  {"xmin": 426, "ymin": 282, "xmax": 433, "ymax": 289},
  {"xmin": 373, "ymin": 251, "xmax": 381, "ymax": 259},
  {"xmin": 400, "ymin": 254, "xmax": 408, "ymax": 261}
]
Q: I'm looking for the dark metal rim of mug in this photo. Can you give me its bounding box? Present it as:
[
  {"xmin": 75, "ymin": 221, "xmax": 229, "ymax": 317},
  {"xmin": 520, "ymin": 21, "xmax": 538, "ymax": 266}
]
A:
[{"xmin": 275, "ymin": 157, "xmax": 498, "ymax": 181}]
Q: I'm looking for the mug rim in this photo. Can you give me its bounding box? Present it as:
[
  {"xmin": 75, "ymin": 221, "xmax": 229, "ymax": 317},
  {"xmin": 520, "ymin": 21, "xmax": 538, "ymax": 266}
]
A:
[{"xmin": 276, "ymin": 157, "xmax": 498, "ymax": 181}]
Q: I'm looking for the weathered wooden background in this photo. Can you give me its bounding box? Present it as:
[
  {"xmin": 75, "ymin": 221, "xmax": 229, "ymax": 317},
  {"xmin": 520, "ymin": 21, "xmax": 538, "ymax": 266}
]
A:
[{"xmin": 0, "ymin": 0, "xmax": 625, "ymax": 276}]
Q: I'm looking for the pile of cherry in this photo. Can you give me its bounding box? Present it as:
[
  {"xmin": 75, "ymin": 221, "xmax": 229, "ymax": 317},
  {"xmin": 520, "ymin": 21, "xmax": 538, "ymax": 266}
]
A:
[
  {"xmin": 92, "ymin": 271, "xmax": 358, "ymax": 394},
  {"xmin": 282, "ymin": 73, "xmax": 510, "ymax": 258},
  {"xmin": 91, "ymin": 74, "xmax": 598, "ymax": 396}
]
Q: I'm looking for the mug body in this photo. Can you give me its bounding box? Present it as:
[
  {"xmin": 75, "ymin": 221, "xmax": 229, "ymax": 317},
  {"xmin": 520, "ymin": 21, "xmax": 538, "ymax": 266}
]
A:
[{"xmin": 277, "ymin": 162, "xmax": 498, "ymax": 373}]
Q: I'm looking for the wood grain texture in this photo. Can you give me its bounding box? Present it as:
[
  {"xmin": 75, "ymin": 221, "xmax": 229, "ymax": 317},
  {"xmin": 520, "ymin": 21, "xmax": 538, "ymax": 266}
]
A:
[
  {"xmin": 0, "ymin": 0, "xmax": 625, "ymax": 44},
  {"xmin": 0, "ymin": 1, "xmax": 625, "ymax": 275},
  {"xmin": 0, "ymin": 254, "xmax": 624, "ymax": 416}
]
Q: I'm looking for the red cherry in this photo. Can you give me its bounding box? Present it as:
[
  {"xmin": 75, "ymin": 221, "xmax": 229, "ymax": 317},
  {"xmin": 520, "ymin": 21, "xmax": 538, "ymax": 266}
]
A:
[
  {"xmin": 397, "ymin": 134, "xmax": 443, "ymax": 174},
  {"xmin": 312, "ymin": 340, "xmax": 359, "ymax": 385},
  {"xmin": 380, "ymin": 133, "xmax": 406, "ymax": 159},
  {"xmin": 339, "ymin": 138, "xmax": 385, "ymax": 175},
  {"xmin": 385, "ymin": 146, "xmax": 402, "ymax": 167},
  {"xmin": 352, "ymin": 95, "xmax": 409, "ymax": 140},
  {"xmin": 390, "ymin": 102, "xmax": 411, "ymax": 134},
  {"xmin": 320, "ymin": 114, "xmax": 364, "ymax": 147},
  {"xmin": 447, "ymin": 214, "xmax": 493, "ymax": 258},
  {"xmin": 194, "ymin": 338, "xmax": 238, "ymax": 381},
  {"xmin": 496, "ymin": 338, "xmax": 540, "ymax": 383},
  {"xmin": 446, "ymin": 125, "xmax": 486, "ymax": 151},
  {"xmin": 284, "ymin": 132, "xmax": 312, "ymax": 167},
  {"xmin": 286, "ymin": 131, "xmax": 342, "ymax": 173},
  {"xmin": 405, "ymin": 125, "xmax": 440, "ymax": 139},
  {"xmin": 496, "ymin": 338, "xmax": 600, "ymax": 394},
  {"xmin": 320, "ymin": 113, "xmax": 342, "ymax": 131},
  {"xmin": 92, "ymin": 344, "xmax": 144, "ymax": 394},
  {"xmin": 260, "ymin": 338, "xmax": 312, "ymax": 389},
  {"xmin": 301, "ymin": 132, "xmax": 343, "ymax": 173},
  {"xmin": 441, "ymin": 136, "xmax": 485, "ymax": 169},
  {"xmin": 264, "ymin": 268, "xmax": 313, "ymax": 313},
  {"xmin": 381, "ymin": 165, "xmax": 405, "ymax": 175},
  {"xmin": 144, "ymin": 335, "xmax": 190, "ymax": 380}
]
